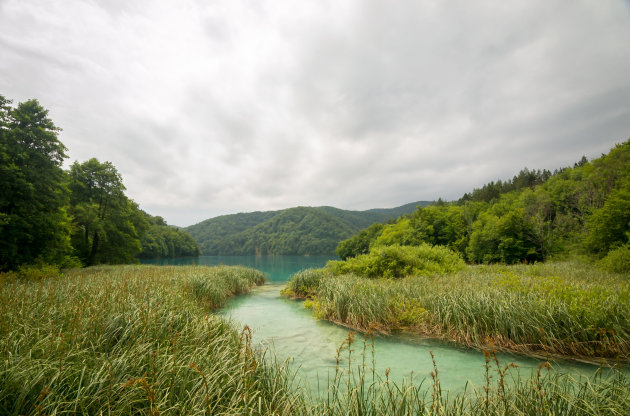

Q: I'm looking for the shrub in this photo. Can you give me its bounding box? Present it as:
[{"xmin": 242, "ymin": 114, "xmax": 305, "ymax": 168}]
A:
[
  {"xmin": 15, "ymin": 263, "xmax": 62, "ymax": 280},
  {"xmin": 326, "ymin": 244, "xmax": 464, "ymax": 278},
  {"xmin": 598, "ymin": 245, "xmax": 630, "ymax": 274}
]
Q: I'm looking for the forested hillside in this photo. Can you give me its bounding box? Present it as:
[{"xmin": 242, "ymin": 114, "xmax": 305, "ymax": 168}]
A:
[
  {"xmin": 337, "ymin": 140, "xmax": 630, "ymax": 271},
  {"xmin": 0, "ymin": 94, "xmax": 199, "ymax": 271},
  {"xmin": 185, "ymin": 202, "xmax": 430, "ymax": 255}
]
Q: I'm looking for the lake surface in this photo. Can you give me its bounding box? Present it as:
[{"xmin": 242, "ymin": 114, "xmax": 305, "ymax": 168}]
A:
[
  {"xmin": 141, "ymin": 255, "xmax": 335, "ymax": 283},
  {"xmin": 144, "ymin": 255, "xmax": 603, "ymax": 394}
]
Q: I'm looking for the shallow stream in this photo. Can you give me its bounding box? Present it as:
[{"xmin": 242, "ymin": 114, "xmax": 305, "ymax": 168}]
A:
[{"xmin": 144, "ymin": 255, "xmax": 604, "ymax": 394}]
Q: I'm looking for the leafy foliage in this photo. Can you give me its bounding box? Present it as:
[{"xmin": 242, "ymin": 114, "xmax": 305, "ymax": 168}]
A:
[
  {"xmin": 185, "ymin": 204, "xmax": 428, "ymax": 255},
  {"xmin": 337, "ymin": 139, "xmax": 630, "ymax": 264},
  {"xmin": 0, "ymin": 95, "xmax": 74, "ymax": 270},
  {"xmin": 459, "ymin": 167, "xmax": 553, "ymax": 203},
  {"xmin": 326, "ymin": 244, "xmax": 465, "ymax": 278},
  {"xmin": 139, "ymin": 213, "xmax": 200, "ymax": 258},
  {"xmin": 0, "ymin": 93, "xmax": 199, "ymax": 270},
  {"xmin": 68, "ymin": 158, "xmax": 145, "ymax": 265},
  {"xmin": 336, "ymin": 223, "xmax": 385, "ymax": 260},
  {"xmin": 598, "ymin": 244, "xmax": 630, "ymax": 274}
]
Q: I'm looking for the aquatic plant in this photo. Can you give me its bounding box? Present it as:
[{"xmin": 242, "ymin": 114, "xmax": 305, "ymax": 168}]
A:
[
  {"xmin": 281, "ymin": 268, "xmax": 332, "ymax": 298},
  {"xmin": 0, "ymin": 265, "xmax": 304, "ymax": 415},
  {"xmin": 288, "ymin": 261, "xmax": 630, "ymax": 362},
  {"xmin": 2, "ymin": 263, "xmax": 628, "ymax": 415},
  {"xmin": 306, "ymin": 332, "xmax": 630, "ymax": 416}
]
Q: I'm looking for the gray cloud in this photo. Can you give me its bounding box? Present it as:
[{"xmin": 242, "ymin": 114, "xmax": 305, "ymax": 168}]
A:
[{"xmin": 1, "ymin": 0, "xmax": 629, "ymax": 226}]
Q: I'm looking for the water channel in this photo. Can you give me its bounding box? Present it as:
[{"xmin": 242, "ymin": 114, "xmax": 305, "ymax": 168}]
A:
[{"xmin": 143, "ymin": 255, "xmax": 604, "ymax": 394}]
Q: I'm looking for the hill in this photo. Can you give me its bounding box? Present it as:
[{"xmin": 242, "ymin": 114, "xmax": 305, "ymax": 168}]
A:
[
  {"xmin": 184, "ymin": 202, "xmax": 431, "ymax": 255},
  {"xmin": 336, "ymin": 139, "xmax": 630, "ymax": 267}
]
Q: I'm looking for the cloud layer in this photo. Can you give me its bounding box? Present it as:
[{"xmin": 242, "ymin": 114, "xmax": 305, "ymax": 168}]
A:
[{"xmin": 2, "ymin": 0, "xmax": 629, "ymax": 225}]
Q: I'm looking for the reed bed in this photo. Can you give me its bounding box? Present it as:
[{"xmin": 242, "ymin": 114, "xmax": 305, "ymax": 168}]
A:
[
  {"xmin": 0, "ymin": 265, "xmax": 303, "ymax": 415},
  {"xmin": 306, "ymin": 333, "xmax": 630, "ymax": 416},
  {"xmin": 2, "ymin": 264, "xmax": 628, "ymax": 415},
  {"xmin": 287, "ymin": 262, "xmax": 630, "ymax": 362}
]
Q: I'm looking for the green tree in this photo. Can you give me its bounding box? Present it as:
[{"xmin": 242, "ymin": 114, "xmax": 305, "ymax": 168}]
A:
[
  {"xmin": 409, "ymin": 205, "xmax": 468, "ymax": 254},
  {"xmin": 0, "ymin": 96, "xmax": 73, "ymax": 270},
  {"xmin": 585, "ymin": 179, "xmax": 630, "ymax": 255},
  {"xmin": 138, "ymin": 213, "xmax": 200, "ymax": 258},
  {"xmin": 68, "ymin": 158, "xmax": 145, "ymax": 265},
  {"xmin": 466, "ymin": 207, "xmax": 541, "ymax": 264},
  {"xmin": 375, "ymin": 218, "xmax": 417, "ymax": 247},
  {"xmin": 336, "ymin": 223, "xmax": 384, "ymax": 260}
]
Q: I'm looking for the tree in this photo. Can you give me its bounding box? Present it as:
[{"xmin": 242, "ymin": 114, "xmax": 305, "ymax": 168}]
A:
[
  {"xmin": 68, "ymin": 158, "xmax": 145, "ymax": 265},
  {"xmin": 0, "ymin": 96, "xmax": 73, "ymax": 270},
  {"xmin": 138, "ymin": 212, "xmax": 200, "ymax": 258},
  {"xmin": 336, "ymin": 223, "xmax": 384, "ymax": 260},
  {"xmin": 585, "ymin": 179, "xmax": 630, "ymax": 255},
  {"xmin": 466, "ymin": 206, "xmax": 541, "ymax": 264}
]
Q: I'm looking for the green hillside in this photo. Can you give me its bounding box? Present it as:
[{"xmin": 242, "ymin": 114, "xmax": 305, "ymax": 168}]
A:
[
  {"xmin": 336, "ymin": 139, "xmax": 630, "ymax": 268},
  {"xmin": 185, "ymin": 202, "xmax": 430, "ymax": 255}
]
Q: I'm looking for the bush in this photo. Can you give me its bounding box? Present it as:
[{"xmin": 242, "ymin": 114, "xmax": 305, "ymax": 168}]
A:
[
  {"xmin": 16, "ymin": 263, "xmax": 62, "ymax": 280},
  {"xmin": 326, "ymin": 244, "xmax": 464, "ymax": 278},
  {"xmin": 598, "ymin": 245, "xmax": 630, "ymax": 274}
]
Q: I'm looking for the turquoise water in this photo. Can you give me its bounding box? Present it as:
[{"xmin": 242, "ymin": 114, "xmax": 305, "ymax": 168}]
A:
[
  {"xmin": 144, "ymin": 255, "xmax": 604, "ymax": 394},
  {"xmin": 141, "ymin": 255, "xmax": 335, "ymax": 283}
]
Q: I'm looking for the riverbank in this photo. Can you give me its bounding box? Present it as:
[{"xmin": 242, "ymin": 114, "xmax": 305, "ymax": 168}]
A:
[
  {"xmin": 0, "ymin": 265, "xmax": 302, "ymax": 414},
  {"xmin": 283, "ymin": 261, "xmax": 630, "ymax": 365},
  {"xmin": 1, "ymin": 264, "xmax": 628, "ymax": 415}
]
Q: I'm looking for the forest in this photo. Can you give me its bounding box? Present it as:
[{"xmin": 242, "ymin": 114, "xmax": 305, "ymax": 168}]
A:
[
  {"xmin": 184, "ymin": 202, "xmax": 429, "ymax": 255},
  {"xmin": 0, "ymin": 94, "xmax": 200, "ymax": 272},
  {"xmin": 282, "ymin": 139, "xmax": 630, "ymax": 367},
  {"xmin": 336, "ymin": 141, "xmax": 630, "ymax": 272}
]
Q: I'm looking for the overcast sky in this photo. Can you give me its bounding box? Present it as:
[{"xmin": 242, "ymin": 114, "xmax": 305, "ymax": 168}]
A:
[{"xmin": 2, "ymin": 0, "xmax": 630, "ymax": 226}]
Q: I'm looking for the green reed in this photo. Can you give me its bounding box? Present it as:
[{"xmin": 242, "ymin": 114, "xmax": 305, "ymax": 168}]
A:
[
  {"xmin": 0, "ymin": 265, "xmax": 303, "ymax": 415},
  {"xmin": 2, "ymin": 264, "xmax": 628, "ymax": 415},
  {"xmin": 305, "ymin": 332, "xmax": 630, "ymax": 416},
  {"xmin": 287, "ymin": 262, "xmax": 630, "ymax": 362}
]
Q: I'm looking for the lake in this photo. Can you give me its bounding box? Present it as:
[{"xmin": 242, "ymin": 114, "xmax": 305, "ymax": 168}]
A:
[{"xmin": 143, "ymin": 255, "xmax": 602, "ymax": 395}]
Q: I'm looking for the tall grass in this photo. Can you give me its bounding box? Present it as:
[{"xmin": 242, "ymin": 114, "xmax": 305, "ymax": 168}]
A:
[
  {"xmin": 306, "ymin": 333, "xmax": 630, "ymax": 416},
  {"xmin": 2, "ymin": 264, "xmax": 628, "ymax": 415},
  {"xmin": 281, "ymin": 268, "xmax": 331, "ymax": 298},
  {"xmin": 287, "ymin": 262, "xmax": 630, "ymax": 362},
  {"xmin": 0, "ymin": 265, "xmax": 303, "ymax": 415}
]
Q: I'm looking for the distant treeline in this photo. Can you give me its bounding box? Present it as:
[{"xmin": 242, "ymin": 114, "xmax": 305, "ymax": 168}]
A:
[
  {"xmin": 338, "ymin": 140, "xmax": 630, "ymax": 268},
  {"xmin": 0, "ymin": 94, "xmax": 199, "ymax": 271},
  {"xmin": 184, "ymin": 203, "xmax": 430, "ymax": 256}
]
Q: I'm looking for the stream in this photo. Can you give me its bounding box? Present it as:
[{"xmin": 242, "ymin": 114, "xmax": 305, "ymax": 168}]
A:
[{"xmin": 144, "ymin": 255, "xmax": 604, "ymax": 394}]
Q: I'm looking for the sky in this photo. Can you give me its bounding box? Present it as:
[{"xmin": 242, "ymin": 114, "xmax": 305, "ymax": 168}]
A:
[{"xmin": 1, "ymin": 0, "xmax": 630, "ymax": 227}]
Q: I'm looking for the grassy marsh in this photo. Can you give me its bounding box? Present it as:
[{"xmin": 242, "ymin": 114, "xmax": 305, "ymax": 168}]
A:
[
  {"xmin": 0, "ymin": 265, "xmax": 302, "ymax": 415},
  {"xmin": 1, "ymin": 264, "xmax": 628, "ymax": 415},
  {"xmin": 285, "ymin": 262, "xmax": 630, "ymax": 363}
]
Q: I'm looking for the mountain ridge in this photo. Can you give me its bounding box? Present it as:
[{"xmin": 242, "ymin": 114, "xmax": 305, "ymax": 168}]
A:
[{"xmin": 184, "ymin": 201, "xmax": 432, "ymax": 255}]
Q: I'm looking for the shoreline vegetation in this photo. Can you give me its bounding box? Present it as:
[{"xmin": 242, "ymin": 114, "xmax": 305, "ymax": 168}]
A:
[
  {"xmin": 282, "ymin": 257, "xmax": 629, "ymax": 366},
  {"xmin": 2, "ymin": 93, "xmax": 629, "ymax": 413},
  {"xmin": 279, "ymin": 137, "xmax": 630, "ymax": 373},
  {"xmin": 1, "ymin": 264, "xmax": 629, "ymax": 415}
]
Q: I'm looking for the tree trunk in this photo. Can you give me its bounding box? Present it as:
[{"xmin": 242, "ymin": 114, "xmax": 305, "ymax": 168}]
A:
[{"xmin": 88, "ymin": 231, "xmax": 99, "ymax": 266}]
